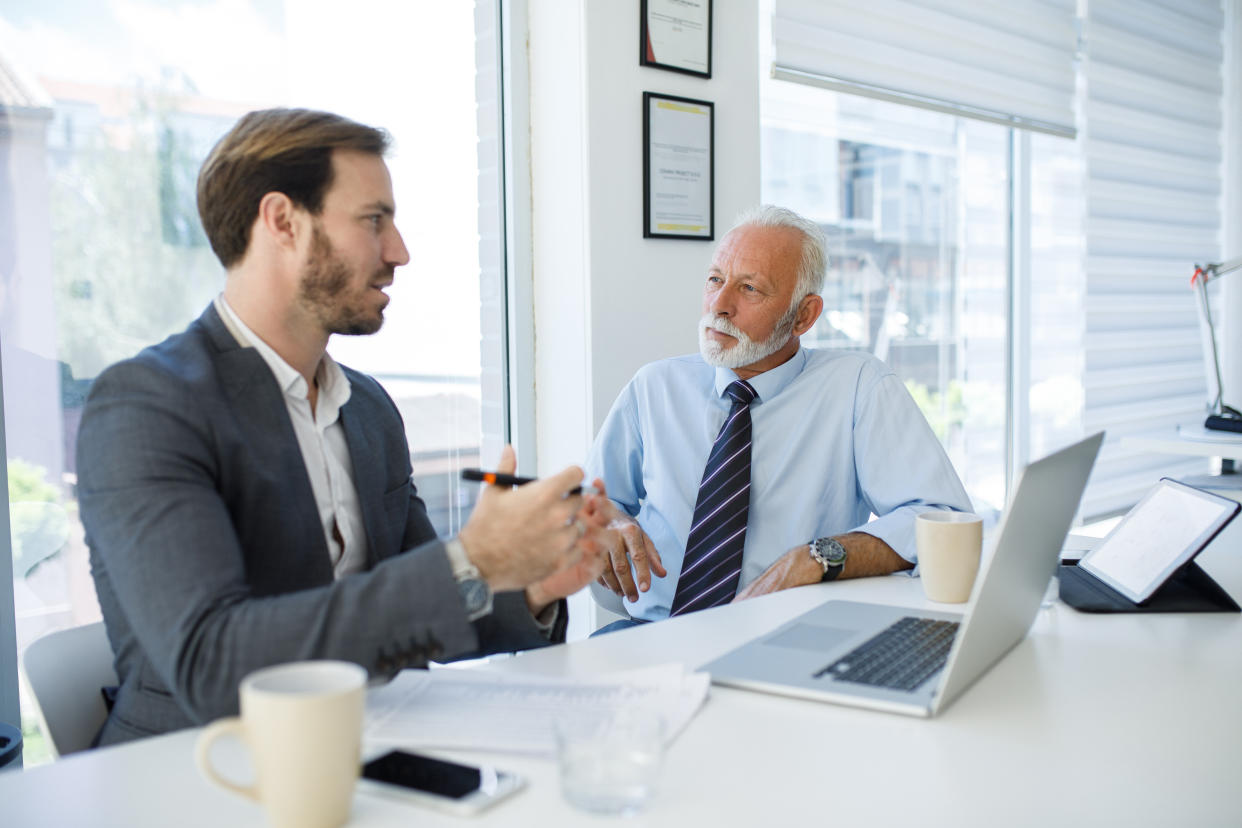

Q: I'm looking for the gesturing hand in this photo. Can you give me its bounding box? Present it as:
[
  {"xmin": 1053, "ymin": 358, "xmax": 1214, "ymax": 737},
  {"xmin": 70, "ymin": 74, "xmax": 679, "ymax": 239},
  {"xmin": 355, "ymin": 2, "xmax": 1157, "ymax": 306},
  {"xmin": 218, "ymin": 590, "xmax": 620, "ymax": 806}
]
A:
[
  {"xmin": 458, "ymin": 446, "xmax": 600, "ymax": 591},
  {"xmin": 526, "ymin": 479, "xmax": 611, "ymax": 614}
]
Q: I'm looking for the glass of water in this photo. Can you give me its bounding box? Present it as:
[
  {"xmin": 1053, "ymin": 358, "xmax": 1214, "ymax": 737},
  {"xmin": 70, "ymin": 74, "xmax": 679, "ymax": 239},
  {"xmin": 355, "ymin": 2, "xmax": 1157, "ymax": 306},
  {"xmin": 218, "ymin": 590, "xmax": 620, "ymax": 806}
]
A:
[
  {"xmin": 555, "ymin": 710, "xmax": 664, "ymax": 816},
  {"xmin": 1041, "ymin": 572, "xmax": 1060, "ymax": 609}
]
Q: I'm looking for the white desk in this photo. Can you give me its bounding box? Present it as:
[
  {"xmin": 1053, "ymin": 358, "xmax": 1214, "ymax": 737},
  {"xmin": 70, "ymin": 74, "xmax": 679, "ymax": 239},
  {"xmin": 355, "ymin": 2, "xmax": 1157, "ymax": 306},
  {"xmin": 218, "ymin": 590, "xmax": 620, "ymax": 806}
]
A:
[{"xmin": 5, "ymin": 523, "xmax": 1242, "ymax": 828}]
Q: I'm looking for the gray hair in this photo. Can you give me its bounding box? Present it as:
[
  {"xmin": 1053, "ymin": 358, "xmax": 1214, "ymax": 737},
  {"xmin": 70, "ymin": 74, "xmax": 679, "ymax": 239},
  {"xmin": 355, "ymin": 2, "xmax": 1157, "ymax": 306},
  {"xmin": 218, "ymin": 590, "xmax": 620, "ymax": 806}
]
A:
[{"xmin": 729, "ymin": 205, "xmax": 827, "ymax": 301}]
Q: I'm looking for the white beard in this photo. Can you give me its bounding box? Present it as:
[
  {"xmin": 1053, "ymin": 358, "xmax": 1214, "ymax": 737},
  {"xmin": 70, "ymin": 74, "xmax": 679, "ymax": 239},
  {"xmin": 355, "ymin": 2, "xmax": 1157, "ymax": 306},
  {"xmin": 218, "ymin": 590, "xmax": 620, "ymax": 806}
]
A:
[{"xmin": 697, "ymin": 306, "xmax": 798, "ymax": 369}]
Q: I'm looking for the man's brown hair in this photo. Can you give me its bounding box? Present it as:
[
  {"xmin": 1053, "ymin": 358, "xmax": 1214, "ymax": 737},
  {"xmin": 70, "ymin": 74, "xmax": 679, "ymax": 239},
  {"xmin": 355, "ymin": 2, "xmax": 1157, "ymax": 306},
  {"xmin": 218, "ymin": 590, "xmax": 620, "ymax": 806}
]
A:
[{"xmin": 197, "ymin": 108, "xmax": 390, "ymax": 268}]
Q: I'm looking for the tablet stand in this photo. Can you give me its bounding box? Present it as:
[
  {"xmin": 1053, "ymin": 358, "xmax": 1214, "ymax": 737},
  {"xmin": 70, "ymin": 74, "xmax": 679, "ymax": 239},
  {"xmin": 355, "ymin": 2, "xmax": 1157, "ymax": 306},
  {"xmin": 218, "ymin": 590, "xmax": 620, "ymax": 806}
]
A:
[{"xmin": 1059, "ymin": 560, "xmax": 1239, "ymax": 613}]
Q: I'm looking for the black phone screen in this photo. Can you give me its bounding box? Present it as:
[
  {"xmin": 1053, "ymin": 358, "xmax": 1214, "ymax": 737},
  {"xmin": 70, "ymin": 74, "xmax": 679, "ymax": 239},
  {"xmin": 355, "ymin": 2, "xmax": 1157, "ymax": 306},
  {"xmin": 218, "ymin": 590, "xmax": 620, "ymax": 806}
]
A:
[{"xmin": 362, "ymin": 750, "xmax": 482, "ymax": 800}]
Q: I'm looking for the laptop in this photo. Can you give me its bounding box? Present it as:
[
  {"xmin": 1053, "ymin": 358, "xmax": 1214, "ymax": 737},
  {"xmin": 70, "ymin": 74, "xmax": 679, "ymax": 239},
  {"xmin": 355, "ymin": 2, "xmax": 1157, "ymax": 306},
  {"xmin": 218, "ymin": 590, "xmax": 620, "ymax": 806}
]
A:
[{"xmin": 702, "ymin": 432, "xmax": 1104, "ymax": 717}]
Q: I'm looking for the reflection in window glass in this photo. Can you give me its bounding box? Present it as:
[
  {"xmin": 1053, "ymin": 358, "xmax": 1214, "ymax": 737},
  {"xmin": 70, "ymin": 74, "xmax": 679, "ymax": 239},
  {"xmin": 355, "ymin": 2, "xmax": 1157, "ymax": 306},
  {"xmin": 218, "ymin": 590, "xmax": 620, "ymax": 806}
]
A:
[
  {"xmin": 761, "ymin": 81, "xmax": 1089, "ymax": 525},
  {"xmin": 0, "ymin": 0, "xmax": 503, "ymax": 765},
  {"xmin": 761, "ymin": 84, "xmax": 1009, "ymax": 516}
]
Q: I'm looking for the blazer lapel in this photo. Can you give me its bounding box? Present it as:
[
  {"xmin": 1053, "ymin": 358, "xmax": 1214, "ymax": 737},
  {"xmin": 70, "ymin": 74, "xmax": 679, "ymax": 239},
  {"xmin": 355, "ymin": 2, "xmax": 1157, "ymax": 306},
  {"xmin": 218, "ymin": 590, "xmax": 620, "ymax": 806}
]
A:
[
  {"xmin": 339, "ymin": 399, "xmax": 389, "ymax": 569},
  {"xmin": 198, "ymin": 305, "xmax": 334, "ymax": 584}
]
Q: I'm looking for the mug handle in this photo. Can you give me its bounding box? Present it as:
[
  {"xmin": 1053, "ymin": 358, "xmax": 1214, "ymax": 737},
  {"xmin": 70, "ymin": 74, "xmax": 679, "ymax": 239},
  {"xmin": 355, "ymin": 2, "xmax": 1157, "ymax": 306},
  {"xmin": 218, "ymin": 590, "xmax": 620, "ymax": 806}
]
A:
[{"xmin": 195, "ymin": 717, "xmax": 258, "ymax": 802}]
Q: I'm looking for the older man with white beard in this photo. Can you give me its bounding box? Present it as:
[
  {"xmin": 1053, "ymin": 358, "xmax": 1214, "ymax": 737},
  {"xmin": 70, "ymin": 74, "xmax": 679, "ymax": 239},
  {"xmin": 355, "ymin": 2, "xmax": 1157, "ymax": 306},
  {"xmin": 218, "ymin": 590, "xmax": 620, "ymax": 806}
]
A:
[{"xmin": 586, "ymin": 205, "xmax": 972, "ymax": 632}]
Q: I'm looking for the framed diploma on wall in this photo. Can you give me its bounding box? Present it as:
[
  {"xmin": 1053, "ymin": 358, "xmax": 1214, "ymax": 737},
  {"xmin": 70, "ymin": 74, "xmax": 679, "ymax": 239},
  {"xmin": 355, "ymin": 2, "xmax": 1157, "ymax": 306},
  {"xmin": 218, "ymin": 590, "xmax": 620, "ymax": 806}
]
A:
[
  {"xmin": 643, "ymin": 92, "xmax": 714, "ymax": 240},
  {"xmin": 640, "ymin": 0, "xmax": 712, "ymax": 78}
]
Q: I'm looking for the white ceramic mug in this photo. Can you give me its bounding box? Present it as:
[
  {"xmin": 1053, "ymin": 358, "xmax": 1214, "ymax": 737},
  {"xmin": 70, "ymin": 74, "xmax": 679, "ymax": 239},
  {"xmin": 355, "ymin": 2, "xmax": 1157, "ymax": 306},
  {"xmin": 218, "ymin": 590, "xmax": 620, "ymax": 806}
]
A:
[
  {"xmin": 916, "ymin": 511, "xmax": 984, "ymax": 603},
  {"xmin": 195, "ymin": 660, "xmax": 367, "ymax": 828}
]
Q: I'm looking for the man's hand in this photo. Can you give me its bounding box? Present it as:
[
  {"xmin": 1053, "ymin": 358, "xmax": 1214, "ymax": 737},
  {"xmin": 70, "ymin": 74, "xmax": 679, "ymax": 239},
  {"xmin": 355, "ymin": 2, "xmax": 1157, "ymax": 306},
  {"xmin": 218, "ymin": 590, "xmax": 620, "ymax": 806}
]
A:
[
  {"xmin": 732, "ymin": 544, "xmax": 822, "ymax": 602},
  {"xmin": 595, "ymin": 507, "xmax": 667, "ymax": 603},
  {"xmin": 525, "ymin": 479, "xmax": 611, "ymax": 614},
  {"xmin": 733, "ymin": 532, "xmax": 913, "ymax": 602},
  {"xmin": 458, "ymin": 446, "xmax": 602, "ymax": 591}
]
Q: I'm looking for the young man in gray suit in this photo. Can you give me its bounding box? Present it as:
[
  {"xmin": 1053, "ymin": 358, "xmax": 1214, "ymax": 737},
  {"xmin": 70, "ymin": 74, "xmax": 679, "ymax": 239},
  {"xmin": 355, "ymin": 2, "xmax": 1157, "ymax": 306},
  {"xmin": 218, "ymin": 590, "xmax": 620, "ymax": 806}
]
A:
[{"xmin": 77, "ymin": 109, "xmax": 608, "ymax": 746}]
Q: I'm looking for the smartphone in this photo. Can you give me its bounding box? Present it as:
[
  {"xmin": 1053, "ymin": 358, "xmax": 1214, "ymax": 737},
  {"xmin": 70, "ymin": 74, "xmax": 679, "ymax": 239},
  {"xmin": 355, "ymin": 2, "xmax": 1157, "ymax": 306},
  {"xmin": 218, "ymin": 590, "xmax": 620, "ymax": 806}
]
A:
[{"xmin": 358, "ymin": 749, "xmax": 526, "ymax": 815}]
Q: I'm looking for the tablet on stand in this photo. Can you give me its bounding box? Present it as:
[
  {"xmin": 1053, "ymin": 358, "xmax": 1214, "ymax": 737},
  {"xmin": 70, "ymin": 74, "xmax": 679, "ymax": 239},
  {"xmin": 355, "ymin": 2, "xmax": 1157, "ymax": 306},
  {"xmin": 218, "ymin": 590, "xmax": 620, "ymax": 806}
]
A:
[{"xmin": 1059, "ymin": 479, "xmax": 1240, "ymax": 613}]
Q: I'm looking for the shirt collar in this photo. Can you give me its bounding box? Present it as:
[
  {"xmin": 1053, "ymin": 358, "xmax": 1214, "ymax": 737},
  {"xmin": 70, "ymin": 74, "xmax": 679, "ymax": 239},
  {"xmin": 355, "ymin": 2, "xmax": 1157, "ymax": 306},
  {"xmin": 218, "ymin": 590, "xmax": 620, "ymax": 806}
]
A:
[
  {"xmin": 213, "ymin": 294, "xmax": 351, "ymax": 409},
  {"xmin": 713, "ymin": 344, "xmax": 808, "ymax": 404}
]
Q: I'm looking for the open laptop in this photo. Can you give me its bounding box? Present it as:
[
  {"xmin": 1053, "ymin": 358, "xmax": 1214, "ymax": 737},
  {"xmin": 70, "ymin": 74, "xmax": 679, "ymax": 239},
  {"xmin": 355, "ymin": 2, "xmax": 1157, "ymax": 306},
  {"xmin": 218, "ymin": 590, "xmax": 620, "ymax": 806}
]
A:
[{"xmin": 703, "ymin": 432, "xmax": 1104, "ymax": 717}]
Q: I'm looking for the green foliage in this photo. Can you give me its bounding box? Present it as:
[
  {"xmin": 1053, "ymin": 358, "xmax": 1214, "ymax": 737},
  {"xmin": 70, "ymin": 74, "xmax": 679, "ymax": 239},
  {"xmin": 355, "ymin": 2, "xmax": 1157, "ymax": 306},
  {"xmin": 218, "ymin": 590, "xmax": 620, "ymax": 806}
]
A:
[
  {"xmin": 7, "ymin": 458, "xmax": 58, "ymax": 505},
  {"xmin": 7, "ymin": 459, "xmax": 69, "ymax": 578},
  {"xmin": 905, "ymin": 378, "xmax": 967, "ymax": 442},
  {"xmin": 20, "ymin": 709, "xmax": 52, "ymax": 767},
  {"xmin": 49, "ymin": 84, "xmax": 226, "ymax": 378}
]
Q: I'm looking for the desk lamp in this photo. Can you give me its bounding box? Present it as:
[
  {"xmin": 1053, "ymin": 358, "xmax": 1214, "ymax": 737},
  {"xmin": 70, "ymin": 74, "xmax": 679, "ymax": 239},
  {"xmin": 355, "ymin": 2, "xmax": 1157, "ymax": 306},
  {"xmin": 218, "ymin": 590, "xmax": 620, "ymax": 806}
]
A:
[{"xmin": 1192, "ymin": 256, "xmax": 1242, "ymax": 432}]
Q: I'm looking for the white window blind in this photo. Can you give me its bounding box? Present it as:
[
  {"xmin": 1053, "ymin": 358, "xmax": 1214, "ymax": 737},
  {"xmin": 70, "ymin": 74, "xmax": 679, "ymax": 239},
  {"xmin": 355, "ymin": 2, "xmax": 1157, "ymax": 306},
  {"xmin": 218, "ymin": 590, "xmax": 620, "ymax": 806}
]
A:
[
  {"xmin": 1080, "ymin": 0, "xmax": 1226, "ymax": 517},
  {"xmin": 770, "ymin": 0, "xmax": 1079, "ymax": 137}
]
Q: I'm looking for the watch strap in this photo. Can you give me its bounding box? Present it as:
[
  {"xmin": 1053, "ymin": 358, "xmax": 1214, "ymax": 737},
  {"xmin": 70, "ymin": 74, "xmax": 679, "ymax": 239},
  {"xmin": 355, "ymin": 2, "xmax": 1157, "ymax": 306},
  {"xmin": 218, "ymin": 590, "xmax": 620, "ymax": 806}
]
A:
[
  {"xmin": 444, "ymin": 536, "xmax": 475, "ymax": 577},
  {"xmin": 445, "ymin": 537, "xmax": 493, "ymax": 620}
]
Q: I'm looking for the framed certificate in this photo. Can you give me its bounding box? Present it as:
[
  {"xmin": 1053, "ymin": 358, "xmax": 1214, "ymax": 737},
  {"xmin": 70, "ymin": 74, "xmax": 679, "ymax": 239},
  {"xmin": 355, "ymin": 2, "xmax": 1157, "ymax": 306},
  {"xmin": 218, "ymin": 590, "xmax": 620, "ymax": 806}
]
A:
[
  {"xmin": 643, "ymin": 92, "xmax": 714, "ymax": 240},
  {"xmin": 640, "ymin": 0, "xmax": 712, "ymax": 78}
]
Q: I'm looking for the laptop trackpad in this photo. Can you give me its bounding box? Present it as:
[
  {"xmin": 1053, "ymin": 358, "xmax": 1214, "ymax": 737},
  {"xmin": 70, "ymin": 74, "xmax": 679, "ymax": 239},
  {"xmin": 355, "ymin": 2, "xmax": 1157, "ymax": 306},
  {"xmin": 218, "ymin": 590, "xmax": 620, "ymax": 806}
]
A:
[{"xmin": 763, "ymin": 623, "xmax": 855, "ymax": 653}]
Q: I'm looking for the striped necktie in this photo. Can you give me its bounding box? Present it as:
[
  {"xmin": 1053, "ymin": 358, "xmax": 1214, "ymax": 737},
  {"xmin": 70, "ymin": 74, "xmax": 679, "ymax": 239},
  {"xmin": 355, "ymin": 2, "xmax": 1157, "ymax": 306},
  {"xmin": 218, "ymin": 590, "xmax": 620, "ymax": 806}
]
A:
[{"xmin": 670, "ymin": 379, "xmax": 758, "ymax": 616}]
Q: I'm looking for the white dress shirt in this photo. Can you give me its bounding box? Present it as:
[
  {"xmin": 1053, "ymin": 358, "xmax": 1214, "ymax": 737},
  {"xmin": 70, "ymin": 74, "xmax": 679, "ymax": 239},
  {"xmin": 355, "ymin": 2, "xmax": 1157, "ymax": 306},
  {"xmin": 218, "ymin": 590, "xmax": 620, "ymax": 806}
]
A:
[{"xmin": 214, "ymin": 296, "xmax": 368, "ymax": 578}]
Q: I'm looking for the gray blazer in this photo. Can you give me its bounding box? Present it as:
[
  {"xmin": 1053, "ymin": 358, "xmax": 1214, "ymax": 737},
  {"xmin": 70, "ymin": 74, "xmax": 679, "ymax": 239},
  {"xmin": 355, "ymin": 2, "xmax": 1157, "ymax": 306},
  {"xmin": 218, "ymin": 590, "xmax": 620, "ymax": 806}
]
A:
[{"xmin": 77, "ymin": 305, "xmax": 563, "ymax": 746}]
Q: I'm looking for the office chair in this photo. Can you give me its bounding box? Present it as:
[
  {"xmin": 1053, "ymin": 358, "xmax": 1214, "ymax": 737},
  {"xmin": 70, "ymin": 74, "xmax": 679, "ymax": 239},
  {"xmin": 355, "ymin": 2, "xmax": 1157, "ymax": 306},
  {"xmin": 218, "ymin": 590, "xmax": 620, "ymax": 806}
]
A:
[
  {"xmin": 589, "ymin": 581, "xmax": 632, "ymax": 629},
  {"xmin": 21, "ymin": 622, "xmax": 117, "ymax": 757}
]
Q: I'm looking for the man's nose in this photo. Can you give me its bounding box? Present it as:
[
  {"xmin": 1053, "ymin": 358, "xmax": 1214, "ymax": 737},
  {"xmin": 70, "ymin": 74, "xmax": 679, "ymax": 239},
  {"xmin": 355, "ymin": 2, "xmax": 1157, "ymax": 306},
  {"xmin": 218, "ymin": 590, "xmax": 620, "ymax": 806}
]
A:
[
  {"xmin": 707, "ymin": 287, "xmax": 734, "ymax": 317},
  {"xmin": 386, "ymin": 225, "xmax": 410, "ymax": 267}
]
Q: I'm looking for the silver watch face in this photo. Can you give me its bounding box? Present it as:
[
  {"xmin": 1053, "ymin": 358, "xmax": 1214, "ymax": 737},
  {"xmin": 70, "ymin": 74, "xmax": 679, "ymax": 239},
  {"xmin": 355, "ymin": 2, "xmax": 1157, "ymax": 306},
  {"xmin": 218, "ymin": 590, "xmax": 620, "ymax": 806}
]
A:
[
  {"xmin": 813, "ymin": 538, "xmax": 847, "ymax": 568},
  {"xmin": 458, "ymin": 577, "xmax": 491, "ymax": 615}
]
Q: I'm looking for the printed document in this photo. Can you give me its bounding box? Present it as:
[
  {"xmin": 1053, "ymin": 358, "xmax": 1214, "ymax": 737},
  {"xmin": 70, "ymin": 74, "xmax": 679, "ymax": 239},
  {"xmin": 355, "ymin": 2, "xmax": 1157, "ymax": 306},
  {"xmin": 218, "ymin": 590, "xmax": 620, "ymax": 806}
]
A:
[{"xmin": 363, "ymin": 662, "xmax": 709, "ymax": 757}]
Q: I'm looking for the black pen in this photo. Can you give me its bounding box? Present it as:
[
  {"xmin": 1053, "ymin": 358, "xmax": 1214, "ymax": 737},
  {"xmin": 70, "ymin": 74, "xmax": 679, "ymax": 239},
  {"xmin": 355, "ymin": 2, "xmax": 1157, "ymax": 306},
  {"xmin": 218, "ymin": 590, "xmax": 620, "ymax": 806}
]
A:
[{"xmin": 461, "ymin": 468, "xmax": 600, "ymax": 496}]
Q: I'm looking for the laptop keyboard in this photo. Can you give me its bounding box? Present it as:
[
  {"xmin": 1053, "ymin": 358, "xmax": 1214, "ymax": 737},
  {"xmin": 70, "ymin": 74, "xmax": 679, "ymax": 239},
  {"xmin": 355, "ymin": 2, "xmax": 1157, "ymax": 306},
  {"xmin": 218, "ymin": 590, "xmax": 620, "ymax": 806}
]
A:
[{"xmin": 813, "ymin": 616, "xmax": 960, "ymax": 692}]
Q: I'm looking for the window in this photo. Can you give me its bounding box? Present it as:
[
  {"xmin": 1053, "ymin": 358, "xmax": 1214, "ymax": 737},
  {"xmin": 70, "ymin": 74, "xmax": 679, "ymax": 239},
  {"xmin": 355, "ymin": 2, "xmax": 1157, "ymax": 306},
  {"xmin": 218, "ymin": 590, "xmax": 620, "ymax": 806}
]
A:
[
  {"xmin": 764, "ymin": 83, "xmax": 1029, "ymax": 517},
  {"xmin": 0, "ymin": 0, "xmax": 508, "ymax": 765},
  {"xmin": 761, "ymin": 0, "xmax": 1227, "ymax": 524}
]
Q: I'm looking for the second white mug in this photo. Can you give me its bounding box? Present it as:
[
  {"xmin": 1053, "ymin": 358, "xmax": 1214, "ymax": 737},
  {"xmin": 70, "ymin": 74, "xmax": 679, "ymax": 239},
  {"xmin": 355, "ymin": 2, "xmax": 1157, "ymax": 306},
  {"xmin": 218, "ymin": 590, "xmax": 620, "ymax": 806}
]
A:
[{"xmin": 916, "ymin": 511, "xmax": 983, "ymax": 603}]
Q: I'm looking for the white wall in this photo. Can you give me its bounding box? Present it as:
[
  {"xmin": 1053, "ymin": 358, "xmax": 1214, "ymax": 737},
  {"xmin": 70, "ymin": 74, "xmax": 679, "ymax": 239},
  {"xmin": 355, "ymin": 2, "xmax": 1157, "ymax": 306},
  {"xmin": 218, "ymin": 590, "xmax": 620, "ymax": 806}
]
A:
[
  {"xmin": 527, "ymin": 0, "xmax": 760, "ymax": 477},
  {"xmin": 525, "ymin": 0, "xmax": 759, "ymax": 637}
]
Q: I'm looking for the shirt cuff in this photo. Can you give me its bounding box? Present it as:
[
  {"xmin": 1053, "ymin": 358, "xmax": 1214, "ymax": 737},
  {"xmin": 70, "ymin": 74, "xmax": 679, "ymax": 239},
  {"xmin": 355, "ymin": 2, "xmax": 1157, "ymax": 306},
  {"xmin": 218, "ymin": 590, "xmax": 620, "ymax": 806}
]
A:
[{"xmin": 531, "ymin": 599, "xmax": 561, "ymax": 636}]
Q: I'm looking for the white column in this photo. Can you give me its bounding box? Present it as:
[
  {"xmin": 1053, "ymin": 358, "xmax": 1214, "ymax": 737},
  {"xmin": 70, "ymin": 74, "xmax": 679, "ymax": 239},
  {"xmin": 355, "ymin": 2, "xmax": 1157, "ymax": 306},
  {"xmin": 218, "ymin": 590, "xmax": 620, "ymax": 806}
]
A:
[{"xmin": 527, "ymin": 0, "xmax": 594, "ymax": 477}]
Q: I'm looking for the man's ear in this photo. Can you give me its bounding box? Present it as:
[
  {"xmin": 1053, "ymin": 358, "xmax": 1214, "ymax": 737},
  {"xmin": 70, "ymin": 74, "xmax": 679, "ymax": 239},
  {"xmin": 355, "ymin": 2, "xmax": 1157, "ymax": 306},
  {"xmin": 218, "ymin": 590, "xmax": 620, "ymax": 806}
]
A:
[
  {"xmin": 793, "ymin": 293, "xmax": 824, "ymax": 336},
  {"xmin": 255, "ymin": 191, "xmax": 304, "ymax": 253}
]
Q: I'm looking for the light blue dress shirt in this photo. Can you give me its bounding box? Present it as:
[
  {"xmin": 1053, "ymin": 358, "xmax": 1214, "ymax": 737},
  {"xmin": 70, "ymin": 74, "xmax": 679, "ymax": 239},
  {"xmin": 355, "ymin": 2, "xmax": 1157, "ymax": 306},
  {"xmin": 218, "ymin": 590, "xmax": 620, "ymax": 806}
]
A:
[{"xmin": 587, "ymin": 346, "xmax": 972, "ymax": 621}]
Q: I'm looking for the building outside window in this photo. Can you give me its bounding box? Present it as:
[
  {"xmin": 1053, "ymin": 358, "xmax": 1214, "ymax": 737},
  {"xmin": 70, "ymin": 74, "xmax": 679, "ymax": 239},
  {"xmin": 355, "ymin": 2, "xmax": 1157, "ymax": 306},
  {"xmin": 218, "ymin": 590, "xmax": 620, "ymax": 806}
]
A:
[
  {"xmin": 0, "ymin": 0, "xmax": 507, "ymax": 765},
  {"xmin": 762, "ymin": 80, "xmax": 1087, "ymax": 521},
  {"xmin": 761, "ymin": 0, "xmax": 1226, "ymax": 525}
]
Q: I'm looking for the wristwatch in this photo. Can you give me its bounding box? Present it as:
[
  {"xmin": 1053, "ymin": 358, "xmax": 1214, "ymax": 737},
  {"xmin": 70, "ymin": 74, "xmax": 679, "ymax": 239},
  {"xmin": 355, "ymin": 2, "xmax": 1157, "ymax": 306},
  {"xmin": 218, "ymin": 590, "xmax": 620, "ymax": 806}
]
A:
[
  {"xmin": 808, "ymin": 537, "xmax": 847, "ymax": 582},
  {"xmin": 444, "ymin": 537, "xmax": 493, "ymax": 621}
]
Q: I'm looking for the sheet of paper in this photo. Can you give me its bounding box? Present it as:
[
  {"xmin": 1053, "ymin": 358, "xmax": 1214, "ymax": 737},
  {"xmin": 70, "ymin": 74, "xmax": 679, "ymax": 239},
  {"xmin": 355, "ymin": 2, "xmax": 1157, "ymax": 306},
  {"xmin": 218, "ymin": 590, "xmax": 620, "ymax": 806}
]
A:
[{"xmin": 363, "ymin": 662, "xmax": 710, "ymax": 758}]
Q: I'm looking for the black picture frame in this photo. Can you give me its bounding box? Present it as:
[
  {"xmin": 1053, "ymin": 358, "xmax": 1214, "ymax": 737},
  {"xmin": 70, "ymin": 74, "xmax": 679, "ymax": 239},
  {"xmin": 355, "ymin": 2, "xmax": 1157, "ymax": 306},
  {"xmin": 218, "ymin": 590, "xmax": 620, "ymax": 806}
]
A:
[
  {"xmin": 643, "ymin": 92, "xmax": 714, "ymax": 241},
  {"xmin": 640, "ymin": 0, "xmax": 712, "ymax": 79}
]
